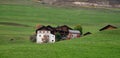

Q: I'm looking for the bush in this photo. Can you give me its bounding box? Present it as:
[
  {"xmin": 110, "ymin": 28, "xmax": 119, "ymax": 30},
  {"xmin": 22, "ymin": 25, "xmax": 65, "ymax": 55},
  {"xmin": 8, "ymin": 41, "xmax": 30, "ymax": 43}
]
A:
[
  {"xmin": 74, "ymin": 24, "xmax": 83, "ymax": 35},
  {"xmin": 55, "ymin": 32, "xmax": 62, "ymax": 42},
  {"xmin": 30, "ymin": 34, "xmax": 36, "ymax": 42}
]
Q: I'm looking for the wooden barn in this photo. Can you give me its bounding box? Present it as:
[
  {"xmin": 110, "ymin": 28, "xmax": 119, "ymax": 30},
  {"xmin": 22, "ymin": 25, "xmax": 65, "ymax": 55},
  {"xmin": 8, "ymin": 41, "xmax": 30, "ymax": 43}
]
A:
[
  {"xmin": 56, "ymin": 25, "xmax": 73, "ymax": 39},
  {"xmin": 99, "ymin": 25, "xmax": 117, "ymax": 31}
]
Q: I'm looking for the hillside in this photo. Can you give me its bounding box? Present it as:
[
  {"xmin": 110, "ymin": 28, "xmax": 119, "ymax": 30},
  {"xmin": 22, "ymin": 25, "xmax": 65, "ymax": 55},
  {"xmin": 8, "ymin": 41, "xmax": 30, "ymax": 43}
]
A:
[
  {"xmin": 0, "ymin": 28, "xmax": 120, "ymax": 58},
  {"xmin": 0, "ymin": 0, "xmax": 120, "ymax": 58}
]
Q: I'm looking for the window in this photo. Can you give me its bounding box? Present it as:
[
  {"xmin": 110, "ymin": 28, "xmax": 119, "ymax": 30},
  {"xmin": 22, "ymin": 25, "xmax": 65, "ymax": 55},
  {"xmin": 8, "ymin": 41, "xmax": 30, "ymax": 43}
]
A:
[
  {"xmin": 39, "ymin": 31, "xmax": 41, "ymax": 33},
  {"xmin": 52, "ymin": 40, "xmax": 54, "ymax": 42},
  {"xmin": 39, "ymin": 35, "xmax": 41, "ymax": 37}
]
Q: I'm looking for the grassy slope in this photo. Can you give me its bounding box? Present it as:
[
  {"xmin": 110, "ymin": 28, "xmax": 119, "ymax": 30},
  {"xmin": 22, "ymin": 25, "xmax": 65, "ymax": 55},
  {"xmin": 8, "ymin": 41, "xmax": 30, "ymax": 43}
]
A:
[
  {"xmin": 0, "ymin": 30, "xmax": 120, "ymax": 58},
  {"xmin": 0, "ymin": 0, "xmax": 120, "ymax": 58},
  {"xmin": 0, "ymin": 4, "xmax": 120, "ymax": 32}
]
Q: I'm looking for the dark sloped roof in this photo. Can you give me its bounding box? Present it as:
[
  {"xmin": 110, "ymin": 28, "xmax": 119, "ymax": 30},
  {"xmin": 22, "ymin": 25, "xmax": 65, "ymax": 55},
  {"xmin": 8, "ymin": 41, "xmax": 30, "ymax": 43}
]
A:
[
  {"xmin": 99, "ymin": 25, "xmax": 117, "ymax": 31},
  {"xmin": 36, "ymin": 25, "xmax": 55, "ymax": 31},
  {"xmin": 35, "ymin": 25, "xmax": 73, "ymax": 35},
  {"xmin": 56, "ymin": 25, "xmax": 73, "ymax": 30},
  {"xmin": 35, "ymin": 25, "xmax": 56, "ymax": 34},
  {"xmin": 83, "ymin": 32, "xmax": 92, "ymax": 36},
  {"xmin": 36, "ymin": 26, "xmax": 47, "ymax": 32}
]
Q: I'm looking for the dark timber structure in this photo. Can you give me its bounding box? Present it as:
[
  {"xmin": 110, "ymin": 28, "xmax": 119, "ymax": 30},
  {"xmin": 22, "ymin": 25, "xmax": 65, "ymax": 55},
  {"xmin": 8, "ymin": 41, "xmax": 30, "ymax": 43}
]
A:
[{"xmin": 99, "ymin": 25, "xmax": 117, "ymax": 31}]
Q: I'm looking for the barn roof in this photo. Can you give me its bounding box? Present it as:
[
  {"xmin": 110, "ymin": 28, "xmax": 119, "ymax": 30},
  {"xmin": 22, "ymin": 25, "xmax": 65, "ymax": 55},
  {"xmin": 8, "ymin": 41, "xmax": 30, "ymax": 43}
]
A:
[{"xmin": 99, "ymin": 25, "xmax": 117, "ymax": 31}]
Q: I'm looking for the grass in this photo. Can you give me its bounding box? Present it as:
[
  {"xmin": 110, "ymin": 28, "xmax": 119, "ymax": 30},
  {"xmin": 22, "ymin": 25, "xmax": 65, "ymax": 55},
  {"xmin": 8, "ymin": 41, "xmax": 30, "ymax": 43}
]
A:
[
  {"xmin": 0, "ymin": 0, "xmax": 120, "ymax": 58},
  {"xmin": 0, "ymin": 29, "xmax": 120, "ymax": 58},
  {"xmin": 0, "ymin": 4, "xmax": 120, "ymax": 33}
]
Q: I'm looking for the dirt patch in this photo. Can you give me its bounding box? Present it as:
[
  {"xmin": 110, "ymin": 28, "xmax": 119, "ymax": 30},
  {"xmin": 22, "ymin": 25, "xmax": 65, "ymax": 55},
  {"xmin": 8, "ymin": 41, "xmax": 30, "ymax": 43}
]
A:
[{"xmin": 0, "ymin": 22, "xmax": 31, "ymax": 27}]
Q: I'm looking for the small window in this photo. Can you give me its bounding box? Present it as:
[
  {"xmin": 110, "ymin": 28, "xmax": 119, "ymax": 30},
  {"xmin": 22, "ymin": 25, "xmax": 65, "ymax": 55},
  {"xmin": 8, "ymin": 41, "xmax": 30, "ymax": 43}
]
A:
[
  {"xmin": 52, "ymin": 40, "xmax": 54, "ymax": 42},
  {"xmin": 39, "ymin": 35, "xmax": 41, "ymax": 37},
  {"xmin": 39, "ymin": 31, "xmax": 41, "ymax": 33}
]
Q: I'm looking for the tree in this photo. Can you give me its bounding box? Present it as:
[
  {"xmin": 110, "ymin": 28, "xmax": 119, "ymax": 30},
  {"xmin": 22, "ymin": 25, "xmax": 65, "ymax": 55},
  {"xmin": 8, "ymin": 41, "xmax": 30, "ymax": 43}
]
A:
[
  {"xmin": 55, "ymin": 32, "xmax": 62, "ymax": 42},
  {"xmin": 74, "ymin": 24, "xmax": 83, "ymax": 35}
]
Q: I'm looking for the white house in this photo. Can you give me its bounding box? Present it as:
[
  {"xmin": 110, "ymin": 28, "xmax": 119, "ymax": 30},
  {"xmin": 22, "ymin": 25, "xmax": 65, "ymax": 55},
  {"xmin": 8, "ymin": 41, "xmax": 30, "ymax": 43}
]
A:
[{"xmin": 36, "ymin": 30, "xmax": 55, "ymax": 43}]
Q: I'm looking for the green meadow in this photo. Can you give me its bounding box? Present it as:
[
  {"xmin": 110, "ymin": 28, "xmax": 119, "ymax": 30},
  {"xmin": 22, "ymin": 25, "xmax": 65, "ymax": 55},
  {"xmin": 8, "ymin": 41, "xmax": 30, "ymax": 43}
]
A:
[{"xmin": 0, "ymin": 0, "xmax": 120, "ymax": 58}]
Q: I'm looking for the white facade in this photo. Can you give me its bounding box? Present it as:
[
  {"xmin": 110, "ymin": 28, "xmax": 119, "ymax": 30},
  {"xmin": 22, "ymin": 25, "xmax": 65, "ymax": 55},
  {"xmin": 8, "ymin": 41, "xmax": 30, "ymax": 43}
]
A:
[{"xmin": 36, "ymin": 30, "xmax": 55, "ymax": 43}]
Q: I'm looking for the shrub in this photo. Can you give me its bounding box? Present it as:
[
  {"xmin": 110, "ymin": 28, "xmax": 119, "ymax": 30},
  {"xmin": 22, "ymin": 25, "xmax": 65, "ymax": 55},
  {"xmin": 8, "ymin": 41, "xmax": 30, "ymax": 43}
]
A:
[
  {"xmin": 30, "ymin": 34, "xmax": 36, "ymax": 42},
  {"xmin": 74, "ymin": 24, "xmax": 83, "ymax": 35},
  {"xmin": 55, "ymin": 32, "xmax": 62, "ymax": 42}
]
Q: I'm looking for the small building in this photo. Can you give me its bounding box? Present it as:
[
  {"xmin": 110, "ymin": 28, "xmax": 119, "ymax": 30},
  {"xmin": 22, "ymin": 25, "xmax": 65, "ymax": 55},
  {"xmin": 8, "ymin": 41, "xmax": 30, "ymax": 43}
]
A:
[
  {"xmin": 36, "ymin": 30, "xmax": 55, "ymax": 43},
  {"xmin": 67, "ymin": 30, "xmax": 80, "ymax": 39},
  {"xmin": 99, "ymin": 25, "xmax": 117, "ymax": 31},
  {"xmin": 36, "ymin": 26, "xmax": 55, "ymax": 43}
]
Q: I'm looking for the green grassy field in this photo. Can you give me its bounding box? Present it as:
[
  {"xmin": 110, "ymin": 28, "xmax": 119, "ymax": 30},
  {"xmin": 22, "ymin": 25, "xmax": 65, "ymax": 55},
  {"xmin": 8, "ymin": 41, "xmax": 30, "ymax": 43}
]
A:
[{"xmin": 0, "ymin": 0, "xmax": 120, "ymax": 58}]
